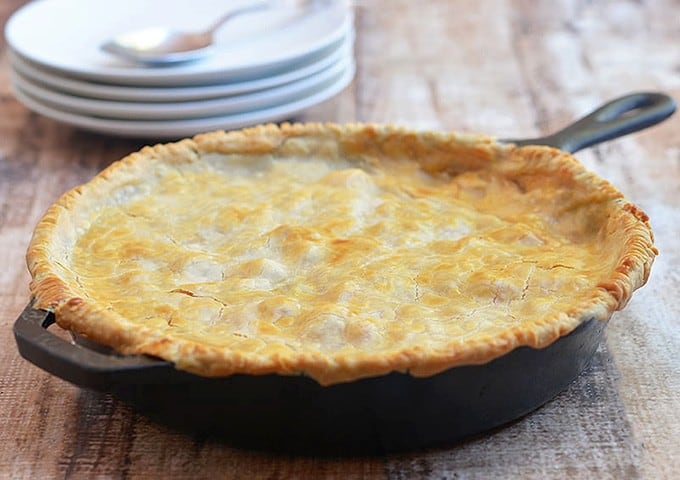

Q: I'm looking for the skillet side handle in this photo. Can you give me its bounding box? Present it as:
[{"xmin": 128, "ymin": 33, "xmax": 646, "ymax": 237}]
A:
[
  {"xmin": 508, "ymin": 92, "xmax": 676, "ymax": 153},
  {"xmin": 13, "ymin": 304, "xmax": 173, "ymax": 391}
]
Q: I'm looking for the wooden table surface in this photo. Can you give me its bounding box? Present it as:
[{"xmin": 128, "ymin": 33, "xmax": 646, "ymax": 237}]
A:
[{"xmin": 1, "ymin": 0, "xmax": 679, "ymax": 478}]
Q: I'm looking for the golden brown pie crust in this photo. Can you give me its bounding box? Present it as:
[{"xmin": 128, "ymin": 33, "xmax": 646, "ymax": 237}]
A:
[{"xmin": 26, "ymin": 123, "xmax": 657, "ymax": 385}]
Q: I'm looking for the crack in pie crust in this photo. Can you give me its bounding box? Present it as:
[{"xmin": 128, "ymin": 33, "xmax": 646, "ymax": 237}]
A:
[{"xmin": 27, "ymin": 123, "xmax": 657, "ymax": 385}]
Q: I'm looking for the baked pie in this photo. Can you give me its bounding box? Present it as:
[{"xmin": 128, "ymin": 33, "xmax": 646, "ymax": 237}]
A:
[{"xmin": 27, "ymin": 124, "xmax": 656, "ymax": 385}]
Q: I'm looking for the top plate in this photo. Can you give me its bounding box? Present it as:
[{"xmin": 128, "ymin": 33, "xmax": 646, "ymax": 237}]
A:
[
  {"xmin": 5, "ymin": 0, "xmax": 353, "ymax": 86},
  {"xmin": 9, "ymin": 31, "xmax": 353, "ymax": 102}
]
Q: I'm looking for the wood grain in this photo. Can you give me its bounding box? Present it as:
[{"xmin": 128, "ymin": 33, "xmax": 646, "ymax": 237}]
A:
[{"xmin": 1, "ymin": 0, "xmax": 679, "ymax": 478}]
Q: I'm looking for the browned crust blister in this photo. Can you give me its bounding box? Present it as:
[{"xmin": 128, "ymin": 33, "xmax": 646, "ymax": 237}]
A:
[{"xmin": 26, "ymin": 123, "xmax": 657, "ymax": 385}]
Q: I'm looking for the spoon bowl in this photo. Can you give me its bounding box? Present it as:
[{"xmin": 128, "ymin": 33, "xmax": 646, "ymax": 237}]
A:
[{"xmin": 101, "ymin": 28, "xmax": 216, "ymax": 65}]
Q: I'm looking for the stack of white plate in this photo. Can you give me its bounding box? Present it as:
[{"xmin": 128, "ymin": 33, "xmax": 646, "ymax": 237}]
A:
[{"xmin": 5, "ymin": 0, "xmax": 355, "ymax": 139}]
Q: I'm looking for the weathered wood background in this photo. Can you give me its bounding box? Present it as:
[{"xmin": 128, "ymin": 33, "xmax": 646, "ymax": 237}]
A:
[{"xmin": 1, "ymin": 0, "xmax": 678, "ymax": 478}]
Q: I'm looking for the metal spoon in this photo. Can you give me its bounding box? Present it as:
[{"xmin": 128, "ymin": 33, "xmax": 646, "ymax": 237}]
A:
[{"xmin": 101, "ymin": 0, "xmax": 313, "ymax": 66}]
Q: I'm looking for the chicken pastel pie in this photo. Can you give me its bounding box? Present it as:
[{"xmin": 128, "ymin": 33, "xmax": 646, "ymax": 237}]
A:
[{"xmin": 26, "ymin": 123, "xmax": 656, "ymax": 385}]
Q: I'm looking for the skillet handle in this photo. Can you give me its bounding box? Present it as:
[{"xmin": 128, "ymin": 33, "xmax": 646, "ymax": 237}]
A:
[
  {"xmin": 505, "ymin": 92, "xmax": 676, "ymax": 153},
  {"xmin": 13, "ymin": 304, "xmax": 175, "ymax": 390}
]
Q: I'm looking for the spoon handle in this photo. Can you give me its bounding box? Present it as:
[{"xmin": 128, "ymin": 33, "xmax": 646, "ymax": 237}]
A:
[
  {"xmin": 504, "ymin": 92, "xmax": 676, "ymax": 153},
  {"xmin": 206, "ymin": 1, "xmax": 271, "ymax": 36}
]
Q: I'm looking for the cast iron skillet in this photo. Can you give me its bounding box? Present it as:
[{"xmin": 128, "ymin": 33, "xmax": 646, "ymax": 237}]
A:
[{"xmin": 13, "ymin": 92, "xmax": 676, "ymax": 455}]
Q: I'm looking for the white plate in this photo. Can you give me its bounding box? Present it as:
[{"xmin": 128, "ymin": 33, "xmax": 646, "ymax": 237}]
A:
[
  {"xmin": 12, "ymin": 54, "xmax": 352, "ymax": 120},
  {"xmin": 12, "ymin": 62, "xmax": 355, "ymax": 139},
  {"xmin": 5, "ymin": 0, "xmax": 353, "ymax": 86},
  {"xmin": 10, "ymin": 32, "xmax": 353, "ymax": 102}
]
